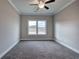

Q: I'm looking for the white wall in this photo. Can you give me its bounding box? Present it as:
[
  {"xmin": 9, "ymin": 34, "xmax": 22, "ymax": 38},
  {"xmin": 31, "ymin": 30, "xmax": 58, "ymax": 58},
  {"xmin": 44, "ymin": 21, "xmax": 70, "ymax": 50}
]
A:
[
  {"xmin": 20, "ymin": 15, "xmax": 54, "ymax": 40},
  {"xmin": 0, "ymin": 0, "xmax": 20, "ymax": 58},
  {"xmin": 55, "ymin": 0, "xmax": 79, "ymax": 53}
]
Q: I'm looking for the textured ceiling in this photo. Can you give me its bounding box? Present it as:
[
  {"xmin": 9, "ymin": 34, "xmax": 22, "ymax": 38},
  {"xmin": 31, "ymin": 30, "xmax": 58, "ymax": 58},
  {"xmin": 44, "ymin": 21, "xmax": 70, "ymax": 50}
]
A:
[{"xmin": 10, "ymin": 0, "xmax": 75, "ymax": 15}]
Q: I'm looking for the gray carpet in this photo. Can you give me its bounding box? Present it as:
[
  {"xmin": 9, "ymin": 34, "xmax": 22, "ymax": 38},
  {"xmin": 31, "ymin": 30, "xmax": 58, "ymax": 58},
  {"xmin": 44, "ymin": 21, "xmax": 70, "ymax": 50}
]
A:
[{"xmin": 2, "ymin": 41, "xmax": 79, "ymax": 59}]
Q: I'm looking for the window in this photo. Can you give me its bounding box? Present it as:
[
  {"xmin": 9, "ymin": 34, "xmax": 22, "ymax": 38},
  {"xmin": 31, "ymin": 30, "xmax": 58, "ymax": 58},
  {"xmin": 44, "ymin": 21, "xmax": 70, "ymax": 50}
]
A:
[
  {"xmin": 38, "ymin": 21, "xmax": 46, "ymax": 35},
  {"xmin": 28, "ymin": 21, "xmax": 36, "ymax": 35},
  {"xmin": 28, "ymin": 20, "xmax": 47, "ymax": 35}
]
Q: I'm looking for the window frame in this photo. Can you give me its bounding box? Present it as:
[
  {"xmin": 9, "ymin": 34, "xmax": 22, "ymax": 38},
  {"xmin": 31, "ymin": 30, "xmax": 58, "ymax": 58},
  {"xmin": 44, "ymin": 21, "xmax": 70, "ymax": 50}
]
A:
[{"xmin": 28, "ymin": 20, "xmax": 47, "ymax": 35}]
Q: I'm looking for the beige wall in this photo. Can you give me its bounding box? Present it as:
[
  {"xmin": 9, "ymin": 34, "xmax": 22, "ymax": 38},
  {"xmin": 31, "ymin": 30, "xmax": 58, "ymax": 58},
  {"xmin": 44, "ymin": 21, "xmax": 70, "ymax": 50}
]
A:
[
  {"xmin": 55, "ymin": 0, "xmax": 79, "ymax": 53},
  {"xmin": 20, "ymin": 15, "xmax": 54, "ymax": 40},
  {"xmin": 0, "ymin": 0, "xmax": 20, "ymax": 58}
]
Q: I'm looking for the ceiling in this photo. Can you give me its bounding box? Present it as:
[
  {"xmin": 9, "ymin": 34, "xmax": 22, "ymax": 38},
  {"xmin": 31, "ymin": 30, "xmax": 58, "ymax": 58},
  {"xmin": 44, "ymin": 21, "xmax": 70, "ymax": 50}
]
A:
[{"xmin": 9, "ymin": 0, "xmax": 75, "ymax": 15}]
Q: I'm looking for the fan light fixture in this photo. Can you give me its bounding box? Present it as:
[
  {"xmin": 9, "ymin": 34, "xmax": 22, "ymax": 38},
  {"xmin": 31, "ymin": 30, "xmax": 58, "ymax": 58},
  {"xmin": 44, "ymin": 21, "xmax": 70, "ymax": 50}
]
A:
[
  {"xmin": 30, "ymin": 0, "xmax": 55, "ymax": 10},
  {"xmin": 38, "ymin": 1, "xmax": 45, "ymax": 8}
]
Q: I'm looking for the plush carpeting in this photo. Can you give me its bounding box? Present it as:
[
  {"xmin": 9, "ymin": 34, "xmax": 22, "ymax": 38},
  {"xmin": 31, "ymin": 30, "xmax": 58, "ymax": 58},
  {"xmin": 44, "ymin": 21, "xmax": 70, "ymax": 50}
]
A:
[{"xmin": 2, "ymin": 41, "xmax": 79, "ymax": 59}]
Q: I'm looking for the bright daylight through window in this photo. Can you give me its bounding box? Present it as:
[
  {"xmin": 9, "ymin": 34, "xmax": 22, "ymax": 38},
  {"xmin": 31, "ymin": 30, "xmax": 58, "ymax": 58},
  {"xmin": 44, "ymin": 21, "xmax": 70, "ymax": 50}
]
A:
[{"xmin": 28, "ymin": 20, "xmax": 47, "ymax": 35}]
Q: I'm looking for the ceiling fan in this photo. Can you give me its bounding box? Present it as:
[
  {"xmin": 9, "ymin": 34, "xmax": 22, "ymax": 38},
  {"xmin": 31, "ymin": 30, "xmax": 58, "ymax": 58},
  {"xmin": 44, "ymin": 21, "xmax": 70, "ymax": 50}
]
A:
[{"xmin": 30, "ymin": 0, "xmax": 55, "ymax": 11}]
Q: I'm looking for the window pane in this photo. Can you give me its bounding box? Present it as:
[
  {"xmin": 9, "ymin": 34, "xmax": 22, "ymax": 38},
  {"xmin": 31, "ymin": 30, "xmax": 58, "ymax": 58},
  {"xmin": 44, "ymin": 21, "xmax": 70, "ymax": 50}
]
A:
[
  {"xmin": 38, "ymin": 21, "xmax": 46, "ymax": 35},
  {"xmin": 28, "ymin": 21, "xmax": 36, "ymax": 35}
]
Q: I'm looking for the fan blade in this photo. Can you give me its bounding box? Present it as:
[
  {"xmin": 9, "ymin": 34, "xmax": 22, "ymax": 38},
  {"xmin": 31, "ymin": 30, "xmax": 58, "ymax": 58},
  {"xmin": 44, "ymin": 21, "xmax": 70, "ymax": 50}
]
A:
[
  {"xmin": 34, "ymin": 7, "xmax": 39, "ymax": 12},
  {"xmin": 45, "ymin": 0, "xmax": 55, "ymax": 4},
  {"xmin": 44, "ymin": 6, "xmax": 49, "ymax": 9},
  {"xmin": 30, "ymin": 4, "xmax": 38, "ymax": 6}
]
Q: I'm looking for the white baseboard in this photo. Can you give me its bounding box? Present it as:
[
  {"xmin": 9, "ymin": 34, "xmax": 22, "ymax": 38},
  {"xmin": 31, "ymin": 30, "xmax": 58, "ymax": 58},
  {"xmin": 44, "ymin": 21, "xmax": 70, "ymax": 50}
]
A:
[
  {"xmin": 56, "ymin": 39, "xmax": 79, "ymax": 54},
  {"xmin": 20, "ymin": 38, "xmax": 54, "ymax": 40},
  {"xmin": 0, "ymin": 40, "xmax": 19, "ymax": 59}
]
